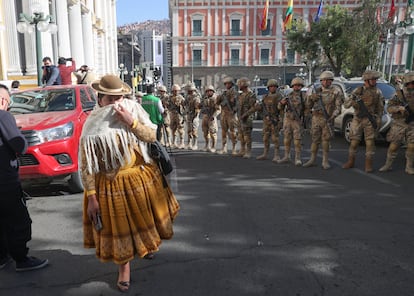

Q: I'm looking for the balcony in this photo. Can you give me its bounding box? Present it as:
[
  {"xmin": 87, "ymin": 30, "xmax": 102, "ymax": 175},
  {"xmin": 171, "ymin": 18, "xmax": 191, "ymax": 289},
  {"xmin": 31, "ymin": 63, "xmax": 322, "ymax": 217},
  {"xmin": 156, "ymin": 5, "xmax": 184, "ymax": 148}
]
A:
[
  {"xmin": 224, "ymin": 59, "xmax": 246, "ymax": 66},
  {"xmin": 229, "ymin": 29, "xmax": 243, "ymax": 36},
  {"xmin": 192, "ymin": 31, "xmax": 204, "ymax": 37},
  {"xmin": 186, "ymin": 60, "xmax": 207, "ymax": 67}
]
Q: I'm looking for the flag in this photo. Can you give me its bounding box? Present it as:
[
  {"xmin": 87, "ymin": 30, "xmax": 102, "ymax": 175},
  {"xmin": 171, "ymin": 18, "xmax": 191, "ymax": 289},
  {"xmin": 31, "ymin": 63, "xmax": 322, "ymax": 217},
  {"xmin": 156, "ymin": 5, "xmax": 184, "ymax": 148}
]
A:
[
  {"xmin": 283, "ymin": 0, "xmax": 294, "ymax": 31},
  {"xmin": 260, "ymin": 0, "xmax": 270, "ymax": 31},
  {"xmin": 388, "ymin": 0, "xmax": 396, "ymax": 20},
  {"xmin": 314, "ymin": 0, "xmax": 323, "ymax": 22}
]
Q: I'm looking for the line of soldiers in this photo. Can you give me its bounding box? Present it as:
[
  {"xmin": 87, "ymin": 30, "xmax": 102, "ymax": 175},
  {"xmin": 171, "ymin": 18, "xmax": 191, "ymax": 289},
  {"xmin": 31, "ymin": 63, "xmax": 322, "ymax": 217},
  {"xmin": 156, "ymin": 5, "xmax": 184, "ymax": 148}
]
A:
[{"xmin": 155, "ymin": 70, "xmax": 414, "ymax": 175}]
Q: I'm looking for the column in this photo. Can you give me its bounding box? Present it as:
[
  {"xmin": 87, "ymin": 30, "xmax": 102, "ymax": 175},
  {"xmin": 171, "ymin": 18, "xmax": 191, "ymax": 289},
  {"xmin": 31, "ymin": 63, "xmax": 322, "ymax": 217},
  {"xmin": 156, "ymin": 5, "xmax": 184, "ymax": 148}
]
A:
[
  {"xmin": 22, "ymin": 0, "xmax": 37, "ymax": 75},
  {"xmin": 2, "ymin": 0, "xmax": 22, "ymax": 75},
  {"xmin": 81, "ymin": 4, "xmax": 94, "ymax": 67},
  {"xmin": 55, "ymin": 0, "xmax": 71, "ymax": 58},
  {"xmin": 68, "ymin": 1, "xmax": 85, "ymax": 64},
  {"xmin": 38, "ymin": 0, "xmax": 54, "ymax": 61}
]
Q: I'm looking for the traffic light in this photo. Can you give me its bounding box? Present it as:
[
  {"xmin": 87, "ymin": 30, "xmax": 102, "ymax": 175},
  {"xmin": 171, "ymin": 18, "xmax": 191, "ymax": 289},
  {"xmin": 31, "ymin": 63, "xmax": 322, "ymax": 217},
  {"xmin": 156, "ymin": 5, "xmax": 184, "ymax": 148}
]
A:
[{"xmin": 153, "ymin": 67, "xmax": 161, "ymax": 81}]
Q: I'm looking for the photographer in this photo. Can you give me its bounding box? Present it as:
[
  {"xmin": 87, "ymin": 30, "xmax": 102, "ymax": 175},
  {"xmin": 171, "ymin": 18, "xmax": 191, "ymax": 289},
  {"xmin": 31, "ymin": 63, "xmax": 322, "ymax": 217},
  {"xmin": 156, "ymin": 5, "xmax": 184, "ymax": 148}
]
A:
[{"xmin": 57, "ymin": 57, "xmax": 76, "ymax": 85}]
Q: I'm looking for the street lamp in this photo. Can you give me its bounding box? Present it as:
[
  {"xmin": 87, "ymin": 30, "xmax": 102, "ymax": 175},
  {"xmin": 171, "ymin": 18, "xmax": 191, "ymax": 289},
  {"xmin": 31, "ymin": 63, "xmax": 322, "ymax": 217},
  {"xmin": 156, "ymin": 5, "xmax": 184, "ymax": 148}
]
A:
[
  {"xmin": 296, "ymin": 67, "xmax": 308, "ymax": 83},
  {"xmin": 16, "ymin": 4, "xmax": 58, "ymax": 86},
  {"xmin": 118, "ymin": 63, "xmax": 128, "ymax": 82},
  {"xmin": 395, "ymin": 2, "xmax": 414, "ymax": 71},
  {"xmin": 253, "ymin": 75, "xmax": 260, "ymax": 95}
]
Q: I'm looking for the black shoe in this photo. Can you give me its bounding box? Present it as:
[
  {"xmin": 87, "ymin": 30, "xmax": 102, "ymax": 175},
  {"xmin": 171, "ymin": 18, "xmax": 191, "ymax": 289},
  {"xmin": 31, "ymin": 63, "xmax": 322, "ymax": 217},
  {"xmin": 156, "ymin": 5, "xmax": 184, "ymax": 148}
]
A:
[
  {"xmin": 0, "ymin": 255, "xmax": 12, "ymax": 270},
  {"xmin": 16, "ymin": 256, "xmax": 48, "ymax": 272}
]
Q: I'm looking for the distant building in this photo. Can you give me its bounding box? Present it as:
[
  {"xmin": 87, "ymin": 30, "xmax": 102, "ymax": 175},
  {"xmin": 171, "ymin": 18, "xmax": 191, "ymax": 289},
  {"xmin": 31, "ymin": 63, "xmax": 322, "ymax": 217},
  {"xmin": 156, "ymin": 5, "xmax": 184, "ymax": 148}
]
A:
[{"xmin": 169, "ymin": 0, "xmax": 408, "ymax": 90}]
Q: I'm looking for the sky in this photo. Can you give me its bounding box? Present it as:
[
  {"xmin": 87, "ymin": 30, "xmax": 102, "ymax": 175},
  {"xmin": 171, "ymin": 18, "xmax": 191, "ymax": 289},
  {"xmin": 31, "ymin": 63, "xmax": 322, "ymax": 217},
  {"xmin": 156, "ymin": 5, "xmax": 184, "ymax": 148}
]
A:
[{"xmin": 116, "ymin": 0, "xmax": 169, "ymax": 26}]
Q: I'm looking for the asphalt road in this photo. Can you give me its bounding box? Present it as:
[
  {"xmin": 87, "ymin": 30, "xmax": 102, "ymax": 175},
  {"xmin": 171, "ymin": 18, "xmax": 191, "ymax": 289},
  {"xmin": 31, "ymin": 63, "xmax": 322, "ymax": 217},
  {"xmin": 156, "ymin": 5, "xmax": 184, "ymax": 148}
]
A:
[{"xmin": 1, "ymin": 121, "xmax": 413, "ymax": 296}]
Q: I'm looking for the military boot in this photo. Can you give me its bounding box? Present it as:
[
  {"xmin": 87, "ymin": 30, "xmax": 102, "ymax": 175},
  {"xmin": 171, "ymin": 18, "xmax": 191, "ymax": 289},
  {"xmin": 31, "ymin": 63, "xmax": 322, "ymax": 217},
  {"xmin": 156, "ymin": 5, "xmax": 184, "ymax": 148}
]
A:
[
  {"xmin": 303, "ymin": 143, "xmax": 318, "ymax": 168},
  {"xmin": 171, "ymin": 136, "xmax": 177, "ymax": 149},
  {"xmin": 217, "ymin": 141, "xmax": 227, "ymax": 154},
  {"xmin": 379, "ymin": 143, "xmax": 399, "ymax": 172},
  {"xmin": 294, "ymin": 140, "xmax": 302, "ymax": 166},
  {"xmin": 178, "ymin": 138, "xmax": 185, "ymax": 149},
  {"xmin": 243, "ymin": 141, "xmax": 252, "ymax": 159},
  {"xmin": 231, "ymin": 143, "xmax": 238, "ymax": 156},
  {"xmin": 365, "ymin": 157, "xmax": 373, "ymax": 173},
  {"xmin": 202, "ymin": 137, "xmax": 209, "ymax": 151},
  {"xmin": 342, "ymin": 155, "xmax": 355, "ymax": 169},
  {"xmin": 277, "ymin": 141, "xmax": 291, "ymax": 164},
  {"xmin": 192, "ymin": 137, "xmax": 198, "ymax": 151},
  {"xmin": 236, "ymin": 139, "xmax": 246, "ymax": 157},
  {"xmin": 272, "ymin": 148, "xmax": 280, "ymax": 162},
  {"xmin": 405, "ymin": 144, "xmax": 414, "ymax": 175},
  {"xmin": 185, "ymin": 137, "xmax": 192, "ymax": 149},
  {"xmin": 343, "ymin": 140, "xmax": 359, "ymax": 169},
  {"xmin": 209, "ymin": 135, "xmax": 217, "ymax": 153},
  {"xmin": 321, "ymin": 141, "xmax": 331, "ymax": 170},
  {"xmin": 256, "ymin": 145, "xmax": 269, "ymax": 160}
]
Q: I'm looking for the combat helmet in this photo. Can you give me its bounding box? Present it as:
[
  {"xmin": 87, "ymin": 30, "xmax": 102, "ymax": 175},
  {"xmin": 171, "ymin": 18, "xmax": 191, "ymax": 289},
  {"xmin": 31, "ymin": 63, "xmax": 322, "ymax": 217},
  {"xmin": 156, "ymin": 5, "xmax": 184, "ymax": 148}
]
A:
[
  {"xmin": 267, "ymin": 79, "xmax": 279, "ymax": 87},
  {"xmin": 158, "ymin": 85, "xmax": 167, "ymax": 92},
  {"xmin": 171, "ymin": 84, "xmax": 181, "ymax": 91},
  {"xmin": 187, "ymin": 83, "xmax": 197, "ymax": 91},
  {"xmin": 291, "ymin": 77, "xmax": 305, "ymax": 86},
  {"xmin": 319, "ymin": 71, "xmax": 334, "ymax": 80},
  {"xmin": 362, "ymin": 70, "xmax": 381, "ymax": 80},
  {"xmin": 205, "ymin": 85, "xmax": 215, "ymax": 92},
  {"xmin": 404, "ymin": 72, "xmax": 414, "ymax": 86},
  {"xmin": 237, "ymin": 77, "xmax": 251, "ymax": 88},
  {"xmin": 223, "ymin": 76, "xmax": 234, "ymax": 84}
]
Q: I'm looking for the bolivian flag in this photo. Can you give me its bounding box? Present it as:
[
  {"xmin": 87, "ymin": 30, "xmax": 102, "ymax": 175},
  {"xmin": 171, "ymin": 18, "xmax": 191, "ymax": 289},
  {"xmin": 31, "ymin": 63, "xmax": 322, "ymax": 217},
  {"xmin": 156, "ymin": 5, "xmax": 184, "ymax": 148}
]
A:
[
  {"xmin": 283, "ymin": 0, "xmax": 293, "ymax": 31},
  {"xmin": 260, "ymin": 0, "xmax": 269, "ymax": 31}
]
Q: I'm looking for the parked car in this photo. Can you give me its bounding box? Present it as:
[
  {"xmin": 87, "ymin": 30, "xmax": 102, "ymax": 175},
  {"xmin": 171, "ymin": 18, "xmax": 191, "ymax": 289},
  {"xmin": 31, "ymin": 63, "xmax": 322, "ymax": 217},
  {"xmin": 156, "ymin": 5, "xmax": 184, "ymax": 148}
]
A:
[
  {"xmin": 10, "ymin": 85, "xmax": 97, "ymax": 193},
  {"xmin": 312, "ymin": 78, "xmax": 395, "ymax": 142}
]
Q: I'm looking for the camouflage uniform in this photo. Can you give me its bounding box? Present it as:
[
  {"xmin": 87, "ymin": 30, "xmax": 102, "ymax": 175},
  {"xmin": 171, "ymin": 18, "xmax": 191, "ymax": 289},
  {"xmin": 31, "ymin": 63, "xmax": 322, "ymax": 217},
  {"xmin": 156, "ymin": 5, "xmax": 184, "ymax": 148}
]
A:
[
  {"xmin": 342, "ymin": 70, "xmax": 384, "ymax": 173},
  {"xmin": 236, "ymin": 77, "xmax": 257, "ymax": 159},
  {"xmin": 184, "ymin": 84, "xmax": 201, "ymax": 150},
  {"xmin": 379, "ymin": 72, "xmax": 414, "ymax": 174},
  {"xmin": 157, "ymin": 85, "xmax": 172, "ymax": 146},
  {"xmin": 303, "ymin": 71, "xmax": 343, "ymax": 169},
  {"xmin": 277, "ymin": 77, "xmax": 307, "ymax": 166},
  {"xmin": 255, "ymin": 79, "xmax": 283, "ymax": 162},
  {"xmin": 200, "ymin": 85, "xmax": 221, "ymax": 152},
  {"xmin": 168, "ymin": 84, "xmax": 186, "ymax": 149},
  {"xmin": 216, "ymin": 76, "xmax": 239, "ymax": 155}
]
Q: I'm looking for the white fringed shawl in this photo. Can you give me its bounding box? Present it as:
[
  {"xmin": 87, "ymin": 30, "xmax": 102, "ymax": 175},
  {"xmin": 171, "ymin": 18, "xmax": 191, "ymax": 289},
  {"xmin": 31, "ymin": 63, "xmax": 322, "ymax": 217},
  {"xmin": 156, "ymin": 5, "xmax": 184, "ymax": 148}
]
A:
[{"xmin": 80, "ymin": 99, "xmax": 156, "ymax": 175}]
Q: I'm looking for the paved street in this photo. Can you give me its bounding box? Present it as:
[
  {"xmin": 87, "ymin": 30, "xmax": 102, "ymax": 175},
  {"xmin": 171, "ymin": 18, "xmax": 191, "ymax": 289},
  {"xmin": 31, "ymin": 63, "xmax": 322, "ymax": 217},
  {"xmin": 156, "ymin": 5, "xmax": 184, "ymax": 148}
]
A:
[{"xmin": 1, "ymin": 121, "xmax": 413, "ymax": 296}]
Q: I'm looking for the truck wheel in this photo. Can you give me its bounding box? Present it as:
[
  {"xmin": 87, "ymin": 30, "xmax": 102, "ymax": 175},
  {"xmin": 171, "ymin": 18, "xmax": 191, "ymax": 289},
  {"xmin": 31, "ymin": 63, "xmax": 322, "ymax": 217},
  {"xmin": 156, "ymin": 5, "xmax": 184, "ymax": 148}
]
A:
[
  {"xmin": 343, "ymin": 117, "xmax": 352, "ymax": 143},
  {"xmin": 68, "ymin": 171, "xmax": 83, "ymax": 193}
]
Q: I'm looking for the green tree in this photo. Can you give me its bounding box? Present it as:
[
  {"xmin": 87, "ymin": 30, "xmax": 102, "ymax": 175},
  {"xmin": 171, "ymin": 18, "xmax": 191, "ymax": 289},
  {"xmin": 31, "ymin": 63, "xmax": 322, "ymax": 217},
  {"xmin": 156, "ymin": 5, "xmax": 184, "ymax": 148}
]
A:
[{"xmin": 286, "ymin": 0, "xmax": 385, "ymax": 77}]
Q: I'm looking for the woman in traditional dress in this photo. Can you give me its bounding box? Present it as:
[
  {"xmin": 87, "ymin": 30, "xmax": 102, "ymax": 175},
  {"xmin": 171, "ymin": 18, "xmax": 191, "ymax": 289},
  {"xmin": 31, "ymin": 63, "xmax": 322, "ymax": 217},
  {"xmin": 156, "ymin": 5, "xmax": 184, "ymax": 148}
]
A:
[{"xmin": 79, "ymin": 74, "xmax": 179, "ymax": 292}]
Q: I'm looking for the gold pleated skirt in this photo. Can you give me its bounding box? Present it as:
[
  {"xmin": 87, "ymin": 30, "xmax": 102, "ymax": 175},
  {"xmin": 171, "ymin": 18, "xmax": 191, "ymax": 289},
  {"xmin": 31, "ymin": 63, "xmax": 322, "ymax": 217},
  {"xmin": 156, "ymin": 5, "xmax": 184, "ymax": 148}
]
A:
[{"xmin": 83, "ymin": 162, "xmax": 179, "ymax": 265}]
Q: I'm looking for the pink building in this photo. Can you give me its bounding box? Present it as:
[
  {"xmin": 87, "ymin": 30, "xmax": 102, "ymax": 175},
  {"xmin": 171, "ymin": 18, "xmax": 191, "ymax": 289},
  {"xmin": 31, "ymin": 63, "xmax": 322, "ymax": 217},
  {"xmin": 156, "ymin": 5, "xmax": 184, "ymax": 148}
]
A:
[{"xmin": 169, "ymin": 0, "xmax": 409, "ymax": 90}]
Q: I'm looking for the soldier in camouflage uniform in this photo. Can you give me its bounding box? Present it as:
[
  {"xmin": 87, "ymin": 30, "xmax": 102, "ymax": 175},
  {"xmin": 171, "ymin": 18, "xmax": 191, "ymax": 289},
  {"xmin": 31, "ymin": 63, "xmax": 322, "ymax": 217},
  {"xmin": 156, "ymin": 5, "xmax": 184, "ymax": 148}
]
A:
[
  {"xmin": 236, "ymin": 77, "xmax": 258, "ymax": 159},
  {"xmin": 303, "ymin": 71, "xmax": 343, "ymax": 169},
  {"xmin": 184, "ymin": 84, "xmax": 201, "ymax": 150},
  {"xmin": 168, "ymin": 84, "xmax": 186, "ymax": 149},
  {"xmin": 277, "ymin": 77, "xmax": 307, "ymax": 166},
  {"xmin": 342, "ymin": 70, "xmax": 384, "ymax": 173},
  {"xmin": 379, "ymin": 72, "xmax": 414, "ymax": 174},
  {"xmin": 255, "ymin": 79, "xmax": 283, "ymax": 162},
  {"xmin": 216, "ymin": 76, "xmax": 238, "ymax": 155},
  {"xmin": 157, "ymin": 85, "xmax": 172, "ymax": 146},
  {"xmin": 200, "ymin": 85, "xmax": 221, "ymax": 152}
]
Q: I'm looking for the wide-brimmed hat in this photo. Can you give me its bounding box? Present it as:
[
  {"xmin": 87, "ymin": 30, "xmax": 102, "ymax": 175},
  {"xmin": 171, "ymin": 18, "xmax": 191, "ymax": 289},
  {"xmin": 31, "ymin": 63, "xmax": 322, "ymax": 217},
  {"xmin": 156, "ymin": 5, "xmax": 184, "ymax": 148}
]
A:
[{"xmin": 91, "ymin": 74, "xmax": 132, "ymax": 95}]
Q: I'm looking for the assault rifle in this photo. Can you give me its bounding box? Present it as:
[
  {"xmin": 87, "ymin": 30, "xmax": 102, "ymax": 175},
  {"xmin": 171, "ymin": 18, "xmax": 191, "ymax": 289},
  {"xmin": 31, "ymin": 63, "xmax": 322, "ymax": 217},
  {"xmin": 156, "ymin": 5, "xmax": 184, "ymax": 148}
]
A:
[
  {"xmin": 398, "ymin": 89, "xmax": 414, "ymax": 124},
  {"xmin": 314, "ymin": 87, "xmax": 334, "ymax": 137},
  {"xmin": 352, "ymin": 95, "xmax": 378, "ymax": 130},
  {"xmin": 261, "ymin": 100, "xmax": 278, "ymax": 127},
  {"xmin": 285, "ymin": 97, "xmax": 302, "ymax": 122},
  {"xmin": 221, "ymin": 90, "xmax": 236, "ymax": 114}
]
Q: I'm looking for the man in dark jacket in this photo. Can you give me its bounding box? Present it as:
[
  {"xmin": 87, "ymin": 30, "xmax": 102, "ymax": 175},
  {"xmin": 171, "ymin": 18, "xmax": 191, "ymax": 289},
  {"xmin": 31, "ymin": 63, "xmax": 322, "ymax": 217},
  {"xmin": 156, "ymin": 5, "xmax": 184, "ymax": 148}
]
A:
[
  {"xmin": 41, "ymin": 56, "xmax": 61, "ymax": 86},
  {"xmin": 0, "ymin": 84, "xmax": 49, "ymax": 272}
]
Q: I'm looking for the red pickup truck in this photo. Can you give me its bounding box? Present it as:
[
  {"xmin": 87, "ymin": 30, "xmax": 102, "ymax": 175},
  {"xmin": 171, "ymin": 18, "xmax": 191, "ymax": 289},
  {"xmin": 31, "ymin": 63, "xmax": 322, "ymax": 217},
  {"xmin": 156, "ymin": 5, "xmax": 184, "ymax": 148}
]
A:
[{"xmin": 10, "ymin": 85, "xmax": 97, "ymax": 193}]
